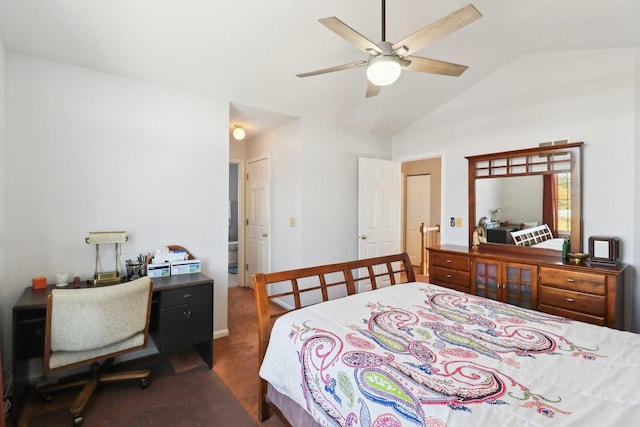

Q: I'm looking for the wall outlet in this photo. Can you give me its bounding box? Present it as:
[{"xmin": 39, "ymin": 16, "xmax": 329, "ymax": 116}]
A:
[{"xmin": 456, "ymin": 218, "xmax": 463, "ymax": 227}]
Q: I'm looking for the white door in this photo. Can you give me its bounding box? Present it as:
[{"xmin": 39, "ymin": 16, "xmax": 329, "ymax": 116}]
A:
[
  {"xmin": 246, "ymin": 157, "xmax": 270, "ymax": 287},
  {"xmin": 358, "ymin": 158, "xmax": 401, "ymax": 289},
  {"xmin": 406, "ymin": 174, "xmax": 431, "ymax": 266}
]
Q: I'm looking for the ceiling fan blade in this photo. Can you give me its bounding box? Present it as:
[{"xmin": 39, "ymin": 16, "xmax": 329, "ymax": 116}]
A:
[
  {"xmin": 403, "ymin": 56, "xmax": 468, "ymax": 76},
  {"xmin": 319, "ymin": 17, "xmax": 383, "ymax": 54},
  {"xmin": 365, "ymin": 80, "xmax": 381, "ymax": 98},
  {"xmin": 392, "ymin": 4, "xmax": 481, "ymax": 56},
  {"xmin": 296, "ymin": 60, "xmax": 368, "ymax": 78}
]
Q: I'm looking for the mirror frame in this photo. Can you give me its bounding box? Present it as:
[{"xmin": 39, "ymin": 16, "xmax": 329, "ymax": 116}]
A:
[{"xmin": 467, "ymin": 142, "xmax": 583, "ymax": 253}]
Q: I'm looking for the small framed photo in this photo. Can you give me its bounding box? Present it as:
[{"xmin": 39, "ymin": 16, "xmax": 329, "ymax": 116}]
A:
[{"xmin": 588, "ymin": 236, "xmax": 619, "ymax": 265}]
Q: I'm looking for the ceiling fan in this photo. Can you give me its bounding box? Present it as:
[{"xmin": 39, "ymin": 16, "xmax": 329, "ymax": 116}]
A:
[{"xmin": 296, "ymin": 1, "xmax": 482, "ymax": 98}]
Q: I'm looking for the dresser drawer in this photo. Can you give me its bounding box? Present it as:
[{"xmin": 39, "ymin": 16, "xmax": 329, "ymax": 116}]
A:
[
  {"xmin": 538, "ymin": 285, "xmax": 605, "ymax": 316},
  {"xmin": 539, "ymin": 267, "xmax": 605, "ymax": 295},
  {"xmin": 430, "ymin": 252, "xmax": 470, "ymax": 272},
  {"xmin": 159, "ymin": 284, "xmax": 212, "ymax": 308},
  {"xmin": 538, "ymin": 304, "xmax": 606, "ymax": 326},
  {"xmin": 430, "ymin": 266, "xmax": 470, "ymax": 292}
]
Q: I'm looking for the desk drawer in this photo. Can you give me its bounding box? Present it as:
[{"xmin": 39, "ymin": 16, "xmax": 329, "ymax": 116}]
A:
[
  {"xmin": 538, "ymin": 285, "xmax": 605, "ymax": 317},
  {"xmin": 160, "ymin": 284, "xmax": 212, "ymax": 308},
  {"xmin": 539, "ymin": 267, "xmax": 605, "ymax": 295},
  {"xmin": 155, "ymin": 300, "xmax": 213, "ymax": 352},
  {"xmin": 430, "ymin": 252, "xmax": 470, "ymax": 272}
]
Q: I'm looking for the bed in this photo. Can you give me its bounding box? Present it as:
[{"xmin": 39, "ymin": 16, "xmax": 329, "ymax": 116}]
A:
[{"xmin": 254, "ymin": 253, "xmax": 640, "ymax": 426}]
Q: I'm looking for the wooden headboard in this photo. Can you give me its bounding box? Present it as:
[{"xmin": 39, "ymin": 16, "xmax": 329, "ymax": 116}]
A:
[{"xmin": 253, "ymin": 252, "xmax": 415, "ymax": 422}]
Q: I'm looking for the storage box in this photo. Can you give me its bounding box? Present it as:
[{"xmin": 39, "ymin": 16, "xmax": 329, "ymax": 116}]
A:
[
  {"xmin": 147, "ymin": 263, "xmax": 171, "ymax": 278},
  {"xmin": 170, "ymin": 259, "xmax": 201, "ymax": 275},
  {"xmin": 32, "ymin": 276, "xmax": 47, "ymax": 290}
]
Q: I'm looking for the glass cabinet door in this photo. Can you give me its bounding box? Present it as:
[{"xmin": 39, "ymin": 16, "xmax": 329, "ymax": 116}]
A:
[
  {"xmin": 473, "ymin": 259, "xmax": 537, "ymax": 309},
  {"xmin": 503, "ymin": 262, "xmax": 537, "ymax": 309},
  {"xmin": 474, "ymin": 258, "xmax": 500, "ymax": 301}
]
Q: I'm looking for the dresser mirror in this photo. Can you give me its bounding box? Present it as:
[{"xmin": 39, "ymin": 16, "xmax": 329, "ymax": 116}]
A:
[{"xmin": 466, "ymin": 142, "xmax": 583, "ymax": 253}]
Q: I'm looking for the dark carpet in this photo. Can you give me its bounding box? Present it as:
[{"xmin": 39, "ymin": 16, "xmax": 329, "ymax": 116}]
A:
[{"xmin": 26, "ymin": 351, "xmax": 257, "ymax": 426}]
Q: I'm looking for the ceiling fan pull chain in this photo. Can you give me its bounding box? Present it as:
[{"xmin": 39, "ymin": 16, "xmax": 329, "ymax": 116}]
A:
[{"xmin": 381, "ymin": 0, "xmax": 386, "ymax": 42}]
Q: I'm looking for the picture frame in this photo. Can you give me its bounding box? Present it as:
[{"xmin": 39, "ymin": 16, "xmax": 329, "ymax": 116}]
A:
[{"xmin": 588, "ymin": 236, "xmax": 619, "ymax": 265}]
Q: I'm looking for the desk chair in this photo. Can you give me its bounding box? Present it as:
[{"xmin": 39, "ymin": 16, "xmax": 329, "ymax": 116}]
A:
[{"xmin": 37, "ymin": 277, "xmax": 153, "ymax": 426}]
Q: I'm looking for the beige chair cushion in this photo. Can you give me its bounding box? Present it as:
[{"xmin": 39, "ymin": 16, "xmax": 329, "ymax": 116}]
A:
[{"xmin": 48, "ymin": 277, "xmax": 151, "ymax": 369}]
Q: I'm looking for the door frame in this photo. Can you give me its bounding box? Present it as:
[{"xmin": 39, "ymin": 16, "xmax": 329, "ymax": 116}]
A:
[
  {"xmin": 405, "ymin": 173, "xmax": 432, "ymax": 266},
  {"xmin": 397, "ymin": 151, "xmax": 446, "ymax": 249}
]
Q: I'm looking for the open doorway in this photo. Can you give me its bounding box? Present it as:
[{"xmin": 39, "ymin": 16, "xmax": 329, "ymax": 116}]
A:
[
  {"xmin": 229, "ymin": 159, "xmax": 245, "ymax": 287},
  {"xmin": 401, "ymin": 157, "xmax": 442, "ymax": 272}
]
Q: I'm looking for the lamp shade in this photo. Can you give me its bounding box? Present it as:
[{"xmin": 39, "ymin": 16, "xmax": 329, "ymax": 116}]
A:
[
  {"xmin": 366, "ymin": 57, "xmax": 402, "ymax": 86},
  {"xmin": 232, "ymin": 126, "xmax": 246, "ymax": 141}
]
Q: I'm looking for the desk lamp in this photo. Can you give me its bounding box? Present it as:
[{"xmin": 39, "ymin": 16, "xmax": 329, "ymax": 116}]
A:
[{"xmin": 85, "ymin": 231, "xmax": 128, "ymax": 285}]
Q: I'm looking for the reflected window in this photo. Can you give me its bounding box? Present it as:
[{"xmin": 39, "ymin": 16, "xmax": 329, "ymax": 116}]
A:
[{"xmin": 556, "ymin": 173, "xmax": 571, "ymax": 234}]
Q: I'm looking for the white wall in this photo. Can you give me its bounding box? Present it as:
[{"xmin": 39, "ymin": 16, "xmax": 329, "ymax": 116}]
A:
[
  {"xmin": 3, "ymin": 54, "xmax": 231, "ymax": 357},
  {"xmin": 246, "ymin": 118, "xmax": 391, "ymax": 273},
  {"xmin": 300, "ymin": 120, "xmax": 391, "ymax": 266},
  {"xmin": 246, "ymin": 120, "xmax": 303, "ymax": 274},
  {"xmin": 635, "ymin": 46, "xmax": 640, "ymax": 335},
  {"xmin": 0, "ymin": 36, "xmax": 6, "ymax": 357},
  {"xmin": 393, "ymin": 48, "xmax": 638, "ymax": 331}
]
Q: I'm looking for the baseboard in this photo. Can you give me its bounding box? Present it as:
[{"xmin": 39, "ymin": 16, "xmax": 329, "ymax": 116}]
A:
[{"xmin": 213, "ymin": 328, "xmax": 229, "ymax": 340}]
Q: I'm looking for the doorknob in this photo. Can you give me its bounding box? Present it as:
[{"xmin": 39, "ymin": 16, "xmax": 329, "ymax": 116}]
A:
[
  {"xmin": 262, "ymin": 233, "xmax": 268, "ymax": 237},
  {"xmin": 360, "ymin": 235, "xmax": 367, "ymax": 240}
]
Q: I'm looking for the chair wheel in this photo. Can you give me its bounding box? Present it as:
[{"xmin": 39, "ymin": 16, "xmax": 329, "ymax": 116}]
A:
[
  {"xmin": 140, "ymin": 377, "xmax": 150, "ymax": 389},
  {"xmin": 73, "ymin": 414, "xmax": 83, "ymax": 425},
  {"xmin": 39, "ymin": 393, "xmax": 52, "ymax": 403}
]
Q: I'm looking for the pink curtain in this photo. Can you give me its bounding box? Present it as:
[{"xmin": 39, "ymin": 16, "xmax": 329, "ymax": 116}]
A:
[{"xmin": 543, "ymin": 174, "xmax": 558, "ymax": 237}]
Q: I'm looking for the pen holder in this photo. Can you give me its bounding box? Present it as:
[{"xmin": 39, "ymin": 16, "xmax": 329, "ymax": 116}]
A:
[{"xmin": 126, "ymin": 261, "xmax": 144, "ymax": 281}]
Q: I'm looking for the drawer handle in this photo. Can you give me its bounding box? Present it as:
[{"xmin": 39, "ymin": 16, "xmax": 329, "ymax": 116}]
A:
[
  {"xmin": 184, "ymin": 309, "xmax": 192, "ymax": 319},
  {"xmin": 446, "ymin": 274, "xmax": 452, "ymax": 278},
  {"xmin": 566, "ymin": 298, "xmax": 575, "ymax": 303},
  {"xmin": 446, "ymin": 259, "xmax": 452, "ymax": 263},
  {"xmin": 566, "ymin": 278, "xmax": 575, "ymax": 283},
  {"xmin": 183, "ymin": 293, "xmax": 192, "ymax": 299}
]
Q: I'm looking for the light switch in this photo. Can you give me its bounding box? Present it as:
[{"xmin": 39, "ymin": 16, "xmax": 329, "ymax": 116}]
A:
[
  {"xmin": 456, "ymin": 218, "xmax": 463, "ymax": 227},
  {"xmin": 289, "ymin": 217, "xmax": 296, "ymax": 227}
]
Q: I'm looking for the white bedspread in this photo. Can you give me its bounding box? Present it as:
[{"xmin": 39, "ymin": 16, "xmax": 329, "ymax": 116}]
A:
[{"xmin": 260, "ymin": 282, "xmax": 640, "ymax": 426}]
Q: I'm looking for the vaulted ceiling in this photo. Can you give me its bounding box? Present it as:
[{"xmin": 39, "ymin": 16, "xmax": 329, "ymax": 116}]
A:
[{"xmin": 1, "ymin": 0, "xmax": 638, "ymax": 137}]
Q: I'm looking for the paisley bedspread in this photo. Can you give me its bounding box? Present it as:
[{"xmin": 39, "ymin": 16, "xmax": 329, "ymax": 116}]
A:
[{"xmin": 259, "ymin": 282, "xmax": 640, "ymax": 426}]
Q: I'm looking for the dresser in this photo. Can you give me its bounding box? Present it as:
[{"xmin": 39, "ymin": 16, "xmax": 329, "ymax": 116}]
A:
[{"xmin": 428, "ymin": 245, "xmax": 626, "ymax": 329}]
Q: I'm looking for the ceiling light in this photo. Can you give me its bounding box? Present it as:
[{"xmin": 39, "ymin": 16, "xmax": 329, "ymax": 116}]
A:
[
  {"xmin": 366, "ymin": 56, "xmax": 402, "ymax": 86},
  {"xmin": 232, "ymin": 125, "xmax": 246, "ymax": 141}
]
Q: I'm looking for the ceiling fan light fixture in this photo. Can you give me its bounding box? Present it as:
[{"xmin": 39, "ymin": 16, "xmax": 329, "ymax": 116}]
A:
[
  {"xmin": 366, "ymin": 56, "xmax": 401, "ymax": 86},
  {"xmin": 232, "ymin": 125, "xmax": 246, "ymax": 141}
]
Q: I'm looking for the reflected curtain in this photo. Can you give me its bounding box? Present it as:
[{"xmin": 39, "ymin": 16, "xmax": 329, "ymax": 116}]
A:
[{"xmin": 542, "ymin": 174, "xmax": 558, "ymax": 236}]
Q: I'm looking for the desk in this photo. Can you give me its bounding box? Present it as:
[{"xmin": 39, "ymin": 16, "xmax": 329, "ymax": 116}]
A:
[{"xmin": 12, "ymin": 273, "xmax": 214, "ymax": 424}]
